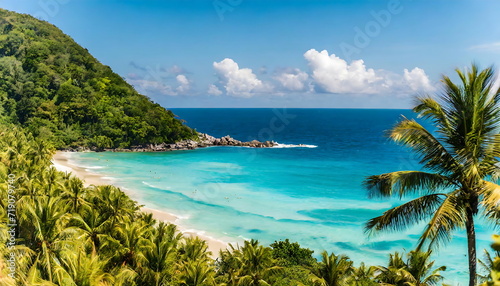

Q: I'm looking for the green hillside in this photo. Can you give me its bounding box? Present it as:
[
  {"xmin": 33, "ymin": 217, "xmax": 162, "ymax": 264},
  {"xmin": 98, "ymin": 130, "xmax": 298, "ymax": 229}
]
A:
[{"xmin": 0, "ymin": 8, "xmax": 195, "ymax": 149}]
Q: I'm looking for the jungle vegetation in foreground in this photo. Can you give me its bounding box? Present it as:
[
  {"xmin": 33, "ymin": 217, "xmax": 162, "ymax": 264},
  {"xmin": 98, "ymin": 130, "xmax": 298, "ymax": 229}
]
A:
[{"xmin": 0, "ymin": 8, "xmax": 196, "ymax": 150}]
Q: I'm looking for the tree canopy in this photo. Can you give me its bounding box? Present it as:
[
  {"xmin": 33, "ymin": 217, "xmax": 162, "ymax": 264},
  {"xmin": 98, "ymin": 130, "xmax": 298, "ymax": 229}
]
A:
[{"xmin": 0, "ymin": 8, "xmax": 196, "ymax": 149}]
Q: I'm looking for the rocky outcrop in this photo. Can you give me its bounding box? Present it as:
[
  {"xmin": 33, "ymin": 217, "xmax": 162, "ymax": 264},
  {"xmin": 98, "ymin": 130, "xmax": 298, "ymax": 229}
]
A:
[
  {"xmin": 105, "ymin": 133, "xmax": 277, "ymax": 152},
  {"xmin": 201, "ymin": 133, "xmax": 276, "ymax": 148},
  {"xmin": 63, "ymin": 133, "xmax": 278, "ymax": 152}
]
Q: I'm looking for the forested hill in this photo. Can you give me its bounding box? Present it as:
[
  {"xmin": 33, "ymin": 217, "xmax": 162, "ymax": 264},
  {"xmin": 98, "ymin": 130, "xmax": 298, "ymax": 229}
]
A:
[{"xmin": 0, "ymin": 8, "xmax": 196, "ymax": 149}]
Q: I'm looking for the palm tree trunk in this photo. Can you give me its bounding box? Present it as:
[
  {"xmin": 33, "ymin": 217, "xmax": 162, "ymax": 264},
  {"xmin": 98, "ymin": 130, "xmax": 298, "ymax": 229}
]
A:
[{"xmin": 465, "ymin": 208, "xmax": 477, "ymax": 286}]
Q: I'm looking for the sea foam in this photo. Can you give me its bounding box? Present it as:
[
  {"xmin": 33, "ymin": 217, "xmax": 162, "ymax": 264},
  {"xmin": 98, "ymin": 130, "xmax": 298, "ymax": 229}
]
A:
[
  {"xmin": 272, "ymin": 142, "xmax": 318, "ymax": 148},
  {"xmin": 84, "ymin": 165, "xmax": 105, "ymax": 169}
]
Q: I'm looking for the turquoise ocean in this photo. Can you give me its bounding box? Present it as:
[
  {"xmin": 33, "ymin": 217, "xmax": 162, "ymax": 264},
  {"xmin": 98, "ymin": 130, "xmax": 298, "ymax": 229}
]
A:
[{"xmin": 67, "ymin": 108, "xmax": 494, "ymax": 284}]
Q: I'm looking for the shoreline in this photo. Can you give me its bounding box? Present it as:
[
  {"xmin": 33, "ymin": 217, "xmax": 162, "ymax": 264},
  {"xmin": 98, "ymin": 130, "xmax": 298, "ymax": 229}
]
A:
[{"xmin": 52, "ymin": 151, "xmax": 230, "ymax": 257}]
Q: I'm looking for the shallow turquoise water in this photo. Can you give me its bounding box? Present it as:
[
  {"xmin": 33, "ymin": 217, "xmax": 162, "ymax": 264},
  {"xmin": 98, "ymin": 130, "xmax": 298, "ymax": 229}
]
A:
[{"xmin": 68, "ymin": 109, "xmax": 494, "ymax": 284}]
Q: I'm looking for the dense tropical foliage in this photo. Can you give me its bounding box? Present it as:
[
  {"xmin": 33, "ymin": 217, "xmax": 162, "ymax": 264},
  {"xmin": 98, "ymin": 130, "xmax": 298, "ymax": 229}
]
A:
[
  {"xmin": 364, "ymin": 64, "xmax": 500, "ymax": 286},
  {"xmin": 480, "ymin": 235, "xmax": 500, "ymax": 286},
  {"xmin": 0, "ymin": 8, "xmax": 195, "ymax": 149}
]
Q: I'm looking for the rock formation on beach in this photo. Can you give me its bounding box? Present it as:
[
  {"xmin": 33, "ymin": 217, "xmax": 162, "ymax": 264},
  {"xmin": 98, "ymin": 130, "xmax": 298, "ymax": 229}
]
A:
[
  {"xmin": 127, "ymin": 133, "xmax": 277, "ymax": 152},
  {"xmin": 64, "ymin": 133, "xmax": 279, "ymax": 152}
]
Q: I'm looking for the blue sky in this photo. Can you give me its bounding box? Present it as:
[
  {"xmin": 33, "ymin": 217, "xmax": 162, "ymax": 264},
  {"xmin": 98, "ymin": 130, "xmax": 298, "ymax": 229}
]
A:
[{"xmin": 1, "ymin": 0, "xmax": 499, "ymax": 108}]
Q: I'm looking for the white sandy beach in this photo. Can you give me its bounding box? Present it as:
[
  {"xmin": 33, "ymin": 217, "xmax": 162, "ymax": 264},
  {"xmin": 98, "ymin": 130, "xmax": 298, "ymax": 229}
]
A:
[{"xmin": 52, "ymin": 151, "xmax": 229, "ymax": 256}]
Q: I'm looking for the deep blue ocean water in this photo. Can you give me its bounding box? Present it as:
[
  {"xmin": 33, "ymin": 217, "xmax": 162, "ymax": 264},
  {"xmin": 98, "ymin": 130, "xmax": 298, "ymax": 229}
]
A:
[{"xmin": 67, "ymin": 108, "xmax": 494, "ymax": 284}]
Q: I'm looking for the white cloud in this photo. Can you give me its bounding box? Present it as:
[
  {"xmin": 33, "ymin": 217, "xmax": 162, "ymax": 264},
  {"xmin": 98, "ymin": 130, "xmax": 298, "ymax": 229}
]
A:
[
  {"xmin": 303, "ymin": 49, "xmax": 434, "ymax": 94},
  {"xmin": 175, "ymin": 74, "xmax": 190, "ymax": 94},
  {"xmin": 403, "ymin": 67, "xmax": 434, "ymax": 92},
  {"xmin": 130, "ymin": 51, "xmax": 434, "ymax": 98},
  {"xmin": 176, "ymin": 74, "xmax": 189, "ymax": 85},
  {"xmin": 275, "ymin": 69, "xmax": 309, "ymax": 91},
  {"xmin": 304, "ymin": 49, "xmax": 384, "ymax": 94},
  {"xmin": 213, "ymin": 58, "xmax": 268, "ymax": 97},
  {"xmin": 469, "ymin": 42, "xmax": 500, "ymax": 52},
  {"xmin": 207, "ymin": 84, "xmax": 222, "ymax": 96}
]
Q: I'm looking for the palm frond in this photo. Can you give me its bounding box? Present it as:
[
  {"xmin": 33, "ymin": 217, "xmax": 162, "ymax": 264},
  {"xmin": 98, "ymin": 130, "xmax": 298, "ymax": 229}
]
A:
[
  {"xmin": 413, "ymin": 96, "xmax": 451, "ymax": 132},
  {"xmin": 390, "ymin": 119, "xmax": 460, "ymax": 174},
  {"xmin": 365, "ymin": 194, "xmax": 445, "ymax": 235},
  {"xmin": 365, "ymin": 171, "xmax": 452, "ymax": 198},
  {"xmin": 479, "ymin": 181, "xmax": 500, "ymax": 223},
  {"xmin": 416, "ymin": 191, "xmax": 465, "ymax": 251}
]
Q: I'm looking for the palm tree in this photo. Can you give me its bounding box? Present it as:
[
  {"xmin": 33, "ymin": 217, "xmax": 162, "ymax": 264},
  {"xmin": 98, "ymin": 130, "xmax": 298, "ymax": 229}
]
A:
[
  {"xmin": 61, "ymin": 176, "xmax": 88, "ymax": 213},
  {"xmin": 66, "ymin": 205, "xmax": 114, "ymax": 256},
  {"xmin": 0, "ymin": 128, "xmax": 29, "ymax": 172},
  {"xmin": 237, "ymin": 239, "xmax": 281, "ymax": 286},
  {"xmin": 479, "ymin": 235, "xmax": 500, "ymax": 285},
  {"xmin": 28, "ymin": 138, "xmax": 54, "ymax": 168},
  {"xmin": 18, "ymin": 195, "xmax": 73, "ymax": 283},
  {"xmin": 216, "ymin": 239, "xmax": 281, "ymax": 286},
  {"xmin": 309, "ymin": 251, "xmax": 353, "ymax": 286},
  {"xmin": 479, "ymin": 249, "xmax": 500, "ymax": 284},
  {"xmin": 109, "ymin": 219, "xmax": 152, "ymax": 268},
  {"xmin": 375, "ymin": 250, "xmax": 446, "ymax": 286},
  {"xmin": 364, "ymin": 64, "xmax": 500, "ymax": 286},
  {"xmin": 180, "ymin": 237, "xmax": 212, "ymax": 262},
  {"xmin": 216, "ymin": 244, "xmax": 242, "ymax": 286},
  {"xmin": 375, "ymin": 252, "xmax": 407, "ymax": 286},
  {"xmin": 136, "ymin": 222, "xmax": 182, "ymax": 286},
  {"xmin": 19, "ymin": 177, "xmax": 44, "ymax": 199},
  {"xmin": 405, "ymin": 250, "xmax": 446, "ymax": 285},
  {"xmin": 0, "ymin": 204, "xmax": 36, "ymax": 285},
  {"xmin": 349, "ymin": 262, "xmax": 377, "ymax": 286},
  {"xmin": 40, "ymin": 166, "xmax": 64, "ymax": 197},
  {"xmin": 178, "ymin": 260, "xmax": 216, "ymax": 286},
  {"xmin": 90, "ymin": 185, "xmax": 139, "ymax": 232},
  {"xmin": 57, "ymin": 248, "xmax": 115, "ymax": 286}
]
